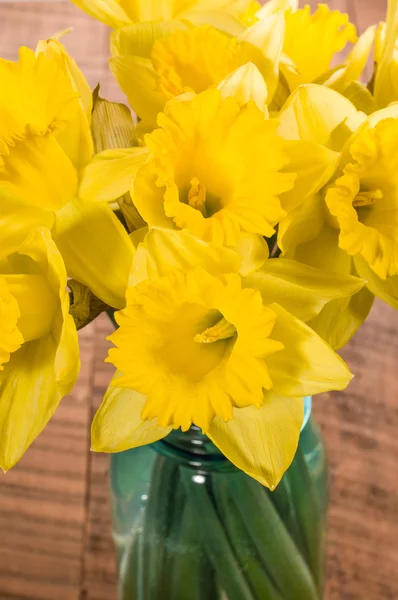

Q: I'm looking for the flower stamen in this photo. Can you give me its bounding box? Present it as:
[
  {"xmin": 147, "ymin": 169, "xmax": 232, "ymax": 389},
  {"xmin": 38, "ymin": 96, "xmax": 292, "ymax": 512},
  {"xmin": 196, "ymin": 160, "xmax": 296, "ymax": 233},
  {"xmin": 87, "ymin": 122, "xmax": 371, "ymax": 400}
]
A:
[
  {"xmin": 353, "ymin": 189, "xmax": 383, "ymax": 208},
  {"xmin": 194, "ymin": 316, "xmax": 237, "ymax": 344},
  {"xmin": 188, "ymin": 177, "xmax": 207, "ymax": 216}
]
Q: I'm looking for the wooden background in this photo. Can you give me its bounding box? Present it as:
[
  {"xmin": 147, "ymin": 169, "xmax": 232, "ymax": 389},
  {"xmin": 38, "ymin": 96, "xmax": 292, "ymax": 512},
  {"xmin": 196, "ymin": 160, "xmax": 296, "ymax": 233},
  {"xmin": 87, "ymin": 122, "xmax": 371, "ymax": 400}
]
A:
[{"xmin": 0, "ymin": 1, "xmax": 396, "ymax": 599}]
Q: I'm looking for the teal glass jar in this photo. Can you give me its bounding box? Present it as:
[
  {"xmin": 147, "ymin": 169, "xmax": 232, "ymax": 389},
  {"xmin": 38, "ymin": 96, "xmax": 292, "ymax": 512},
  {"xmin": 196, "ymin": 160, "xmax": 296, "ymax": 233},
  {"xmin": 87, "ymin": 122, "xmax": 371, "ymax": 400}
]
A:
[{"xmin": 110, "ymin": 398, "xmax": 328, "ymax": 600}]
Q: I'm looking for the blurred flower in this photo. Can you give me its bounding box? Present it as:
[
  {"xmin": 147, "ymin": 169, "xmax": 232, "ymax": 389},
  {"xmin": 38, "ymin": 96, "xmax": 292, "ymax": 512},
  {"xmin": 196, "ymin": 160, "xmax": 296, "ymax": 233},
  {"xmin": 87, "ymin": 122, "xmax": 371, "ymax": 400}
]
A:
[{"xmin": 110, "ymin": 16, "xmax": 284, "ymax": 127}]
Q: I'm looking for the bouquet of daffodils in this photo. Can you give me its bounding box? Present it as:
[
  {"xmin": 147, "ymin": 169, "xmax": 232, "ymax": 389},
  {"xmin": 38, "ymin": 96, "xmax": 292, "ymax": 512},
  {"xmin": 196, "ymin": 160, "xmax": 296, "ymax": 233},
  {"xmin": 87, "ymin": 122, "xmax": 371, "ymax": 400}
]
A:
[{"xmin": 1, "ymin": 0, "xmax": 398, "ymax": 497}]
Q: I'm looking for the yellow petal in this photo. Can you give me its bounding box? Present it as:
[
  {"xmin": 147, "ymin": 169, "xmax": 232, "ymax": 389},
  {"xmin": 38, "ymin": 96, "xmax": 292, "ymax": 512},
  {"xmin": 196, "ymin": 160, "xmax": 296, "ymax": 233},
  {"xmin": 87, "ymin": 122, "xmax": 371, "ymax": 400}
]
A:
[
  {"xmin": 256, "ymin": 0, "xmax": 298, "ymax": 18},
  {"xmin": 235, "ymin": 232, "xmax": 269, "ymax": 276},
  {"xmin": 0, "ymin": 133, "xmax": 78, "ymax": 212},
  {"xmin": 151, "ymin": 26, "xmax": 241, "ymax": 101},
  {"xmin": 0, "ymin": 190, "xmax": 54, "ymax": 257},
  {"xmin": 355, "ymin": 255, "xmax": 398, "ymax": 310},
  {"xmin": 184, "ymin": 11, "xmax": 246, "ymax": 37},
  {"xmin": 267, "ymin": 303, "xmax": 352, "ymax": 397},
  {"xmin": 218, "ymin": 62, "xmax": 268, "ymax": 112},
  {"xmin": 109, "ymin": 55, "xmax": 165, "ymax": 124},
  {"xmin": 53, "ymin": 197, "xmax": 134, "ymax": 308},
  {"xmin": 281, "ymin": 227, "xmax": 373, "ymax": 349},
  {"xmin": 280, "ymin": 139, "xmax": 340, "ymax": 212},
  {"xmin": 177, "ymin": 0, "xmax": 253, "ymax": 20},
  {"xmin": 79, "ymin": 147, "xmax": 150, "ymax": 203},
  {"xmin": 343, "ymin": 24, "xmax": 376, "ymax": 84},
  {"xmin": 20, "ymin": 228, "xmax": 81, "ymax": 398},
  {"xmin": 91, "ymin": 376, "xmax": 171, "ymax": 452},
  {"xmin": 207, "ymin": 393, "xmax": 303, "ymax": 489},
  {"xmin": 36, "ymin": 37, "xmax": 93, "ymax": 122},
  {"xmin": 238, "ymin": 12, "xmax": 284, "ymax": 100},
  {"xmin": 130, "ymin": 0, "xmax": 172, "ymax": 21},
  {"xmin": 278, "ymin": 193, "xmax": 326, "ymax": 257},
  {"xmin": 30, "ymin": 39, "xmax": 93, "ymax": 169},
  {"xmin": 283, "ymin": 4, "xmax": 357, "ymax": 88},
  {"xmin": 309, "ymin": 285, "xmax": 374, "ymax": 350},
  {"xmin": 244, "ymin": 257, "xmax": 365, "ymax": 322},
  {"xmin": 277, "ymin": 84, "xmax": 362, "ymax": 148},
  {"xmin": 130, "ymin": 227, "xmax": 239, "ymax": 286},
  {"xmin": 110, "ymin": 21, "xmax": 185, "ymax": 58},
  {"xmin": 367, "ymin": 103, "xmax": 398, "ymax": 127},
  {"xmin": 131, "ymin": 163, "xmax": 175, "ymax": 229},
  {"xmin": 54, "ymin": 108, "xmax": 93, "ymax": 171},
  {"xmin": 0, "ymin": 228, "xmax": 80, "ymax": 471},
  {"xmin": 70, "ymin": 0, "xmax": 131, "ymax": 27},
  {"xmin": 374, "ymin": 0, "xmax": 398, "ymax": 107},
  {"xmin": 55, "ymin": 312, "xmax": 81, "ymax": 398},
  {"xmin": 0, "ymin": 336, "xmax": 58, "ymax": 471},
  {"xmin": 0, "ymin": 47, "xmax": 79, "ymax": 144},
  {"xmin": 324, "ymin": 25, "xmax": 377, "ymax": 93},
  {"xmin": 340, "ymin": 81, "xmax": 378, "ymax": 116}
]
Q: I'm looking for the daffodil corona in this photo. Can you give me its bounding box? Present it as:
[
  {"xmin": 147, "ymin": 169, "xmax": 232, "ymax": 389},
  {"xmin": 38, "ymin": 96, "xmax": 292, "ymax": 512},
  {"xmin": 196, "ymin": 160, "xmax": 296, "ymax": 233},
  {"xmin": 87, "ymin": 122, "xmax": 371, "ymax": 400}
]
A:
[
  {"xmin": 108, "ymin": 268, "xmax": 284, "ymax": 432},
  {"xmin": 132, "ymin": 89, "xmax": 294, "ymax": 245}
]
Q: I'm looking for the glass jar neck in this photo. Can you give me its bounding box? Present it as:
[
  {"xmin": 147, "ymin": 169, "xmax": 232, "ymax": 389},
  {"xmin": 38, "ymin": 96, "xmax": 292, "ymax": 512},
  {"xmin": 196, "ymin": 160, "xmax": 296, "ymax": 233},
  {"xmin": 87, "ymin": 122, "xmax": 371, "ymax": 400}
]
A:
[
  {"xmin": 153, "ymin": 426, "xmax": 236, "ymax": 472},
  {"xmin": 153, "ymin": 397, "xmax": 312, "ymax": 472}
]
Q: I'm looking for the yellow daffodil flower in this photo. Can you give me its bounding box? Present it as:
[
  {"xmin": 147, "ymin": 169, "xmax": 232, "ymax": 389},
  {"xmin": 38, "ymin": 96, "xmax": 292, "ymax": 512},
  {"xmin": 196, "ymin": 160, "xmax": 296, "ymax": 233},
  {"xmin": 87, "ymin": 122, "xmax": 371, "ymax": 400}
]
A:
[
  {"xmin": 243, "ymin": 1, "xmax": 357, "ymax": 108},
  {"xmin": 91, "ymin": 228, "xmax": 359, "ymax": 489},
  {"xmin": 0, "ymin": 42, "xmax": 138, "ymax": 309},
  {"xmin": 110, "ymin": 15, "xmax": 284, "ymax": 128},
  {"xmin": 71, "ymin": 0, "xmax": 255, "ymax": 30},
  {"xmin": 0, "ymin": 228, "xmax": 79, "ymax": 471},
  {"xmin": 277, "ymin": 84, "xmax": 398, "ymax": 348},
  {"xmin": 281, "ymin": 4, "xmax": 357, "ymax": 90},
  {"xmin": 130, "ymin": 88, "xmax": 294, "ymax": 245}
]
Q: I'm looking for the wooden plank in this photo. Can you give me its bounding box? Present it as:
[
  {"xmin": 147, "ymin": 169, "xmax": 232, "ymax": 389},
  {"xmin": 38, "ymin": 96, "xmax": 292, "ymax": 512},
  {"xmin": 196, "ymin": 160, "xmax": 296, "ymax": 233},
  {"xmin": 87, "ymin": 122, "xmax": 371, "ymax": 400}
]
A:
[
  {"xmin": 81, "ymin": 316, "xmax": 117, "ymax": 600},
  {"xmin": 0, "ymin": 325, "xmax": 96, "ymax": 600},
  {"xmin": 314, "ymin": 301, "xmax": 398, "ymax": 600},
  {"xmin": 0, "ymin": 1, "xmax": 396, "ymax": 600}
]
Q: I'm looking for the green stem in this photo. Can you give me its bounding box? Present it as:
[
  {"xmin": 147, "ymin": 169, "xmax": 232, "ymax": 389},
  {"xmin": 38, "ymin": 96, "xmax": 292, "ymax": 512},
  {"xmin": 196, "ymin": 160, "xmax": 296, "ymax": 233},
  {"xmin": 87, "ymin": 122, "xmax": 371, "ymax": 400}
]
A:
[
  {"xmin": 230, "ymin": 474, "xmax": 320, "ymax": 600},
  {"xmin": 212, "ymin": 475, "xmax": 284, "ymax": 600},
  {"xmin": 119, "ymin": 516, "xmax": 145, "ymax": 600},
  {"xmin": 268, "ymin": 474, "xmax": 308, "ymax": 560},
  {"xmin": 182, "ymin": 469, "xmax": 256, "ymax": 600},
  {"xmin": 170, "ymin": 497, "xmax": 220, "ymax": 600},
  {"xmin": 284, "ymin": 447, "xmax": 326, "ymax": 592},
  {"xmin": 142, "ymin": 454, "xmax": 179, "ymax": 599}
]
